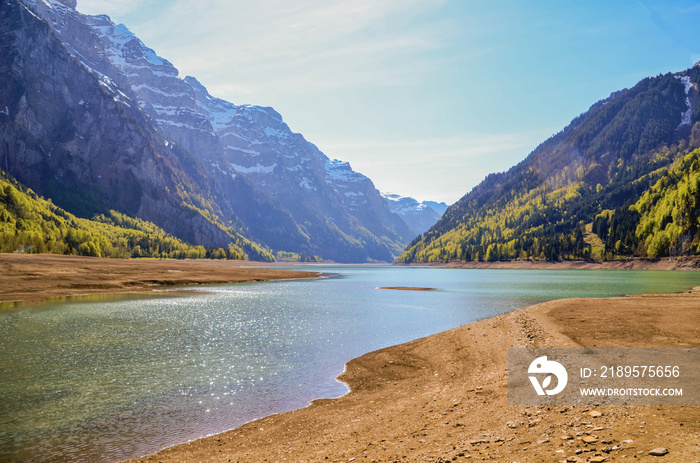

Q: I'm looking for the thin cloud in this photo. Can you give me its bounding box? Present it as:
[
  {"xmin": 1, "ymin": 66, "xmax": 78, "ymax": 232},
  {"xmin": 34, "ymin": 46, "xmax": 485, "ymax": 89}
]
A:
[{"xmin": 110, "ymin": 0, "xmax": 450, "ymax": 100}]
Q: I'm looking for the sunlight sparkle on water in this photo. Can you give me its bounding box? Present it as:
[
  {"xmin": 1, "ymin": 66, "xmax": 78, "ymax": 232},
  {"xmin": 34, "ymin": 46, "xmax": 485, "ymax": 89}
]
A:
[{"xmin": 2, "ymin": 266, "xmax": 699, "ymax": 462}]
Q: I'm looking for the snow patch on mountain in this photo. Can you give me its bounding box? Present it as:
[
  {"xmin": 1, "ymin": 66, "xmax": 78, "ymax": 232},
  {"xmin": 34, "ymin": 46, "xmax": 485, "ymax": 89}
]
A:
[
  {"xmin": 155, "ymin": 119, "xmax": 187, "ymax": 128},
  {"xmin": 230, "ymin": 162, "xmax": 277, "ymax": 174},
  {"xmin": 325, "ymin": 159, "xmax": 366, "ymax": 183},
  {"xmin": 263, "ymin": 126, "xmax": 290, "ymax": 140},
  {"xmin": 131, "ymin": 84, "xmax": 189, "ymax": 98},
  {"xmin": 226, "ymin": 146, "xmax": 260, "ymax": 156},
  {"xmin": 383, "ymin": 193, "xmax": 427, "ymax": 214},
  {"xmin": 89, "ymin": 18, "xmax": 173, "ymax": 75},
  {"xmin": 675, "ymin": 75, "xmax": 693, "ymax": 129},
  {"xmin": 195, "ymin": 98, "xmax": 238, "ymax": 132},
  {"xmin": 299, "ymin": 177, "xmax": 316, "ymax": 191},
  {"xmin": 40, "ymin": 0, "xmax": 75, "ymax": 10}
]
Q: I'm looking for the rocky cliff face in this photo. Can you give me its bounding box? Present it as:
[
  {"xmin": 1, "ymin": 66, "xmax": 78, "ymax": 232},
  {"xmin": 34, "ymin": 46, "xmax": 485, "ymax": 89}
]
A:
[
  {"xmin": 0, "ymin": 0, "xmax": 251, "ymax": 251},
  {"xmin": 2, "ymin": 0, "xmax": 415, "ymax": 261}
]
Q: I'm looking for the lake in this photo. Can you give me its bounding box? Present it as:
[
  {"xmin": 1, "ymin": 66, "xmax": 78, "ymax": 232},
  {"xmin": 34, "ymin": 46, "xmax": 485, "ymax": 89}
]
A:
[{"xmin": 1, "ymin": 266, "xmax": 699, "ymax": 462}]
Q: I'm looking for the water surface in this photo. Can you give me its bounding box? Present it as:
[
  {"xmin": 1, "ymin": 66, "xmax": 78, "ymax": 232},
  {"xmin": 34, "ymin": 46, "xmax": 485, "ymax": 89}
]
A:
[{"xmin": 1, "ymin": 266, "xmax": 698, "ymax": 462}]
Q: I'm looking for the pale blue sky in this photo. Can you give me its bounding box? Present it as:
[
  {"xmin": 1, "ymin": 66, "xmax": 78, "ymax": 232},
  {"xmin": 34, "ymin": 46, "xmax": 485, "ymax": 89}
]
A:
[{"xmin": 77, "ymin": 0, "xmax": 700, "ymax": 203}]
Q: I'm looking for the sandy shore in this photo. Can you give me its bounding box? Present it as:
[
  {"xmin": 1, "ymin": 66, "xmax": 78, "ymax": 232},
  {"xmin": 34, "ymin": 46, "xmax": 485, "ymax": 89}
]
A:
[
  {"xmin": 402, "ymin": 257, "xmax": 700, "ymax": 271},
  {"xmin": 4, "ymin": 254, "xmax": 698, "ymax": 461},
  {"xmin": 0, "ymin": 254, "xmax": 320, "ymax": 307},
  {"xmin": 378, "ymin": 286, "xmax": 436, "ymax": 291},
  {"xmin": 129, "ymin": 289, "xmax": 700, "ymax": 462}
]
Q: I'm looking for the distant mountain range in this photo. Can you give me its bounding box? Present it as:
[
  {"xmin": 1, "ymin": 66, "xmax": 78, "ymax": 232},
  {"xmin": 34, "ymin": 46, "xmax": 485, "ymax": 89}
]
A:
[
  {"xmin": 382, "ymin": 193, "xmax": 447, "ymax": 236},
  {"xmin": 0, "ymin": 0, "xmax": 449, "ymax": 262},
  {"xmin": 400, "ymin": 65, "xmax": 700, "ymax": 263}
]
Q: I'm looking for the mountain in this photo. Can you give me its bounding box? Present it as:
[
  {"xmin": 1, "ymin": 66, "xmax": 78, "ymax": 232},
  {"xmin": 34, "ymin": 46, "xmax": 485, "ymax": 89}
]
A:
[
  {"xmin": 399, "ymin": 66, "xmax": 700, "ymax": 263},
  {"xmin": 0, "ymin": 0, "xmax": 273, "ymax": 260},
  {"xmin": 382, "ymin": 193, "xmax": 447, "ymax": 236},
  {"xmin": 0, "ymin": 171, "xmax": 237, "ymax": 258},
  {"xmin": 0, "ymin": 0, "xmax": 413, "ymax": 262},
  {"xmin": 422, "ymin": 200, "xmax": 449, "ymax": 216}
]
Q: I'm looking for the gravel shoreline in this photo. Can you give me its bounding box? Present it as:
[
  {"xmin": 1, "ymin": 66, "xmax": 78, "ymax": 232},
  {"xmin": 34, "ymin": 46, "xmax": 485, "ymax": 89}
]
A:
[{"xmin": 130, "ymin": 289, "xmax": 700, "ymax": 462}]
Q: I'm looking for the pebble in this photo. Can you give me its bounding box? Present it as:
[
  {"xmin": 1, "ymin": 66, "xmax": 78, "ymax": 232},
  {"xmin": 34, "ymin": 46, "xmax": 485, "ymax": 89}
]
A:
[
  {"xmin": 581, "ymin": 436, "xmax": 598, "ymax": 444},
  {"xmin": 589, "ymin": 457, "xmax": 606, "ymax": 463},
  {"xmin": 648, "ymin": 447, "xmax": 669, "ymax": 456},
  {"xmin": 588, "ymin": 410, "xmax": 603, "ymax": 418}
]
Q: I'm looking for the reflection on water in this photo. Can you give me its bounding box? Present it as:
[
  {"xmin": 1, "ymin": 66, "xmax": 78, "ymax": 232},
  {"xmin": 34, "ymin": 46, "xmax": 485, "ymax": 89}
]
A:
[
  {"xmin": 0, "ymin": 301, "xmax": 25, "ymax": 312},
  {"xmin": 0, "ymin": 291, "xmax": 196, "ymax": 314},
  {"xmin": 1, "ymin": 266, "xmax": 699, "ymax": 462}
]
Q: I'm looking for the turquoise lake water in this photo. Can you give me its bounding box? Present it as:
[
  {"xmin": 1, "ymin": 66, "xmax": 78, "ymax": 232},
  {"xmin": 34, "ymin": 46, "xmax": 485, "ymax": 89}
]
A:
[{"xmin": 1, "ymin": 266, "xmax": 699, "ymax": 462}]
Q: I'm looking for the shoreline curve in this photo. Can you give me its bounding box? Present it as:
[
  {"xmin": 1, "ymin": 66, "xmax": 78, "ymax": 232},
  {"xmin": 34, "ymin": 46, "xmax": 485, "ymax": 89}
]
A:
[
  {"xmin": 3, "ymin": 254, "xmax": 698, "ymax": 461},
  {"xmin": 130, "ymin": 289, "xmax": 700, "ymax": 462}
]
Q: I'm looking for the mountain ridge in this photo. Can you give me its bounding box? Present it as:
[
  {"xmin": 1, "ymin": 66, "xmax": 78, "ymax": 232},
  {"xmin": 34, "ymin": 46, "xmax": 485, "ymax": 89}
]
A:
[
  {"xmin": 1, "ymin": 0, "xmax": 262, "ymax": 259},
  {"xmin": 1, "ymin": 0, "xmax": 419, "ymax": 262},
  {"xmin": 67, "ymin": 1, "xmax": 416, "ymax": 262},
  {"xmin": 399, "ymin": 65, "xmax": 700, "ymax": 263},
  {"xmin": 382, "ymin": 193, "xmax": 447, "ymax": 236}
]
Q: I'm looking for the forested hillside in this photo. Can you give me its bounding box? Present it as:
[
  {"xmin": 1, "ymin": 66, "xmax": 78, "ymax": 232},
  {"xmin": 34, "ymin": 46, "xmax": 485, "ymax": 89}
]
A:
[
  {"xmin": 0, "ymin": 173, "xmax": 253, "ymax": 259},
  {"xmin": 595, "ymin": 147, "xmax": 700, "ymax": 258},
  {"xmin": 399, "ymin": 66, "xmax": 700, "ymax": 263}
]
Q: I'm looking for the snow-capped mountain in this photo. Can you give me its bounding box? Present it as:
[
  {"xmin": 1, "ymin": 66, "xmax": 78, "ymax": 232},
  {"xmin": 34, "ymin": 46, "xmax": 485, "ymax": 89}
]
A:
[
  {"xmin": 0, "ymin": 0, "xmax": 271, "ymax": 256},
  {"xmin": 4, "ymin": 0, "xmax": 414, "ymax": 262},
  {"xmin": 382, "ymin": 193, "xmax": 448, "ymax": 236}
]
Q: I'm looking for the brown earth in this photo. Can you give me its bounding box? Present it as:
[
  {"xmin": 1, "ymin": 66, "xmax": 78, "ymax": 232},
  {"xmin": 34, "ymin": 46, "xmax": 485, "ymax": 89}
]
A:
[
  {"xmin": 378, "ymin": 287, "xmax": 436, "ymax": 291},
  {"xmin": 3, "ymin": 254, "xmax": 698, "ymax": 462},
  {"xmin": 404, "ymin": 257, "xmax": 700, "ymax": 271},
  {"xmin": 128, "ymin": 289, "xmax": 700, "ymax": 462},
  {"xmin": 0, "ymin": 254, "xmax": 320, "ymax": 307}
]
